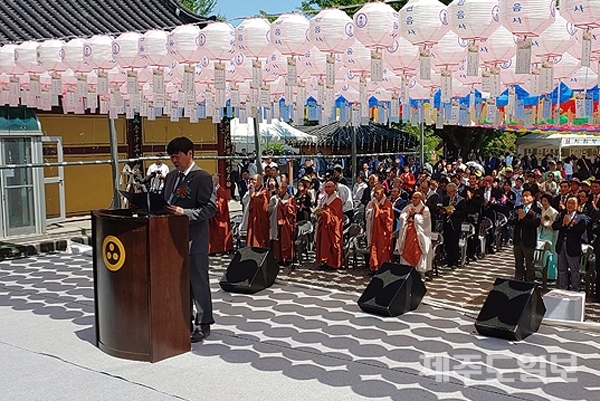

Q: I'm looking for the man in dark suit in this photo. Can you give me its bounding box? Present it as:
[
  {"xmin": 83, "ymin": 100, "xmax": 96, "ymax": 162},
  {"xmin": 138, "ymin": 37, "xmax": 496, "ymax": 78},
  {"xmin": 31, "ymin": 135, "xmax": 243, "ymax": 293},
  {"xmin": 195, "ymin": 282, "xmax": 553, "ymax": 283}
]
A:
[
  {"xmin": 485, "ymin": 154, "xmax": 498, "ymax": 175},
  {"xmin": 164, "ymin": 137, "xmax": 217, "ymax": 343},
  {"xmin": 552, "ymin": 180, "xmax": 571, "ymax": 211},
  {"xmin": 238, "ymin": 170, "xmax": 250, "ymax": 204},
  {"xmin": 441, "ymin": 183, "xmax": 467, "ymax": 268},
  {"xmin": 552, "ymin": 196, "xmax": 587, "ymax": 292},
  {"xmin": 508, "ymin": 188, "xmax": 541, "ymax": 282}
]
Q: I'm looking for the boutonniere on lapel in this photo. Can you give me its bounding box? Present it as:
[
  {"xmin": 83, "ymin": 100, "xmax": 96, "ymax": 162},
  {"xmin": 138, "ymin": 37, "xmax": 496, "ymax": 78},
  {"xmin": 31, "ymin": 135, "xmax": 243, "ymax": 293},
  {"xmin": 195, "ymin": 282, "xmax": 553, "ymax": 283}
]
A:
[
  {"xmin": 176, "ymin": 181, "xmax": 192, "ymax": 199},
  {"xmin": 571, "ymin": 219, "xmax": 577, "ymax": 226}
]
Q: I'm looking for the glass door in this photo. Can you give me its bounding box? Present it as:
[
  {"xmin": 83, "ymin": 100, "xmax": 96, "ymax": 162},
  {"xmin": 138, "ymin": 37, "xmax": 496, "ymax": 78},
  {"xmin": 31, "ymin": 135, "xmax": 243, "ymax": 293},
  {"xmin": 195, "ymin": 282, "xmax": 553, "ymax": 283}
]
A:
[
  {"xmin": 42, "ymin": 136, "xmax": 66, "ymax": 225},
  {"xmin": 2, "ymin": 137, "xmax": 36, "ymax": 236}
]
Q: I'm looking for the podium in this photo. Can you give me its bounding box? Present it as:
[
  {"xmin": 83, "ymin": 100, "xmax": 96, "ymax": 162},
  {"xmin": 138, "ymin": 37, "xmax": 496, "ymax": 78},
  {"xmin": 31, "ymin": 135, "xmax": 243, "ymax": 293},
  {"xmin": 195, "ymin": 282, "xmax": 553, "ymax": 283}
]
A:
[{"xmin": 92, "ymin": 209, "xmax": 190, "ymax": 362}]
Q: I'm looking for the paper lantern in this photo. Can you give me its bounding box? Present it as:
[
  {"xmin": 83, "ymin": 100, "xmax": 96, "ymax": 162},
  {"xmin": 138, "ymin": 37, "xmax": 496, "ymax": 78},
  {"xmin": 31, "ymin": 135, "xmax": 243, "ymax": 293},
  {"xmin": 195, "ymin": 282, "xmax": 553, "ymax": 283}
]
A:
[
  {"xmin": 553, "ymin": 53, "xmax": 580, "ymax": 79},
  {"xmin": 14, "ymin": 41, "xmax": 45, "ymax": 74},
  {"xmin": 235, "ymin": 18, "xmax": 273, "ymax": 59},
  {"xmin": 417, "ymin": 70, "xmax": 441, "ymax": 88},
  {"xmin": 335, "ymin": 80, "xmax": 360, "ymax": 103},
  {"xmin": 270, "ymin": 13, "xmax": 312, "ymax": 56},
  {"xmin": 141, "ymin": 30, "xmax": 173, "ymax": 67},
  {"xmin": 308, "ymin": 9, "xmax": 355, "ymax": 54},
  {"xmin": 112, "ymin": 32, "xmax": 145, "ymax": 69},
  {"xmin": 457, "ymin": 59, "xmax": 483, "ymax": 84},
  {"xmin": 498, "ymin": 0, "xmax": 555, "ymax": 37},
  {"xmin": 353, "ymin": 2, "xmax": 399, "ymax": 49},
  {"xmin": 0, "ymin": 45, "xmax": 25, "ymax": 75},
  {"xmin": 229, "ymin": 51, "xmax": 253, "ymax": 83},
  {"xmin": 568, "ymin": 28, "xmax": 600, "ymax": 60},
  {"xmin": 448, "ymin": 0, "xmax": 501, "ymax": 40},
  {"xmin": 563, "ymin": 66, "xmax": 597, "ymax": 90},
  {"xmin": 263, "ymin": 51, "xmax": 286, "ymax": 83},
  {"xmin": 431, "ymin": 31, "xmax": 468, "ymax": 69},
  {"xmin": 343, "ymin": 40, "xmax": 372, "ymax": 73},
  {"xmin": 195, "ymin": 58, "xmax": 215, "ymax": 84},
  {"xmin": 297, "ymin": 47, "xmax": 327, "ymax": 78},
  {"xmin": 62, "ymin": 38, "xmax": 93, "ymax": 73},
  {"xmin": 198, "ymin": 22, "xmax": 235, "ymax": 61},
  {"xmin": 452, "ymin": 79, "xmax": 471, "ymax": 97},
  {"xmin": 399, "ymin": 0, "xmax": 450, "ymax": 46},
  {"xmin": 560, "ymin": 0, "xmax": 600, "ymax": 29},
  {"xmin": 409, "ymin": 81, "xmax": 431, "ymax": 99},
  {"xmin": 84, "ymin": 35, "xmax": 115, "ymax": 70},
  {"xmin": 531, "ymin": 10, "xmax": 573, "ymax": 59},
  {"xmin": 479, "ymin": 26, "xmax": 517, "ymax": 65},
  {"xmin": 499, "ymin": 58, "xmax": 528, "ymax": 85},
  {"xmin": 37, "ymin": 39, "xmax": 66, "ymax": 72},
  {"xmin": 384, "ymin": 37, "xmax": 419, "ymax": 73},
  {"xmin": 379, "ymin": 69, "xmax": 403, "ymax": 91},
  {"xmin": 170, "ymin": 24, "xmax": 202, "ymax": 64}
]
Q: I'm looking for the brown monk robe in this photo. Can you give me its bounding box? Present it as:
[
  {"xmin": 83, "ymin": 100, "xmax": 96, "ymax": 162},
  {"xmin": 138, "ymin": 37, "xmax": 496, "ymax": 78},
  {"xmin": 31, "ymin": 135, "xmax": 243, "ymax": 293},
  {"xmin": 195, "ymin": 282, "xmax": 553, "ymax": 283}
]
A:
[
  {"xmin": 268, "ymin": 181, "xmax": 297, "ymax": 264},
  {"xmin": 208, "ymin": 175, "xmax": 233, "ymax": 254},
  {"xmin": 246, "ymin": 174, "xmax": 270, "ymax": 248},
  {"xmin": 365, "ymin": 184, "xmax": 394, "ymax": 272},
  {"xmin": 316, "ymin": 180, "xmax": 344, "ymax": 269}
]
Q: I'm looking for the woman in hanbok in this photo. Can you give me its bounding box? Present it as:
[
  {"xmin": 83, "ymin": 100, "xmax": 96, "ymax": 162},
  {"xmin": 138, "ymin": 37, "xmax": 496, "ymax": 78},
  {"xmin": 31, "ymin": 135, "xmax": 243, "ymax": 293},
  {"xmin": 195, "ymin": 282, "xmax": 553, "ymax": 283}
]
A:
[
  {"xmin": 397, "ymin": 191, "xmax": 433, "ymax": 279},
  {"xmin": 539, "ymin": 194, "xmax": 558, "ymax": 281}
]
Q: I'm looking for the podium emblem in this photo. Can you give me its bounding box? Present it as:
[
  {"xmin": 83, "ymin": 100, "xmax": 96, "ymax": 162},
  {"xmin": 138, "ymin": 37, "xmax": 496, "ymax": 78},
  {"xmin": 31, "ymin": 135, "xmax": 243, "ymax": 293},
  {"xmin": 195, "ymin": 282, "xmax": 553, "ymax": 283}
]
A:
[{"xmin": 102, "ymin": 235, "xmax": 126, "ymax": 271}]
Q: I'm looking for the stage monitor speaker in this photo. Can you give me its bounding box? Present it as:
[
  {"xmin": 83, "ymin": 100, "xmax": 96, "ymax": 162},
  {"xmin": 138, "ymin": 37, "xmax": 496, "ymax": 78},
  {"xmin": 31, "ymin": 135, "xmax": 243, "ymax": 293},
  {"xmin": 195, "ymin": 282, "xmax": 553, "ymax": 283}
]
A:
[
  {"xmin": 219, "ymin": 247, "xmax": 279, "ymax": 294},
  {"xmin": 357, "ymin": 263, "xmax": 427, "ymax": 317},
  {"xmin": 475, "ymin": 278, "xmax": 546, "ymax": 341}
]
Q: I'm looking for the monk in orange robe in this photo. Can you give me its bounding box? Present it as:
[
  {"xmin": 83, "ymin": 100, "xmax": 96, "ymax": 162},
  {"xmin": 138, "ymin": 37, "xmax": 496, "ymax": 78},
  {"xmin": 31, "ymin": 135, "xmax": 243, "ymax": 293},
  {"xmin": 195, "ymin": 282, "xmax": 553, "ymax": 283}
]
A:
[
  {"xmin": 209, "ymin": 174, "xmax": 233, "ymax": 254},
  {"xmin": 316, "ymin": 180, "xmax": 344, "ymax": 269},
  {"xmin": 365, "ymin": 184, "xmax": 394, "ymax": 272},
  {"xmin": 268, "ymin": 181, "xmax": 297, "ymax": 264},
  {"xmin": 245, "ymin": 174, "xmax": 270, "ymax": 248}
]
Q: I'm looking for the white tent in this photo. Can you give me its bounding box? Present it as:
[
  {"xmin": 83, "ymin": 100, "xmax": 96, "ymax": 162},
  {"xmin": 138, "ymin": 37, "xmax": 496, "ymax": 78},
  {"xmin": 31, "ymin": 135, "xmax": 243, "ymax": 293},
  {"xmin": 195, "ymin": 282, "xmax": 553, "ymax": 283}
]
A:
[
  {"xmin": 230, "ymin": 117, "xmax": 317, "ymax": 153},
  {"xmin": 516, "ymin": 133, "xmax": 600, "ymax": 159}
]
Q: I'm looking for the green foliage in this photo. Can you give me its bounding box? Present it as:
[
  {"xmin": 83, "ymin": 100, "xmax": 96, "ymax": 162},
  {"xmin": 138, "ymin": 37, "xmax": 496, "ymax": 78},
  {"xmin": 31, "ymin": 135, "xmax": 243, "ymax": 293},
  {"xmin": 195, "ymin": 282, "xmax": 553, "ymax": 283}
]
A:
[
  {"xmin": 180, "ymin": 0, "xmax": 217, "ymax": 16},
  {"xmin": 262, "ymin": 142, "xmax": 285, "ymax": 155},
  {"xmin": 393, "ymin": 122, "xmax": 440, "ymax": 163},
  {"xmin": 299, "ymin": 0, "xmax": 452, "ymax": 15}
]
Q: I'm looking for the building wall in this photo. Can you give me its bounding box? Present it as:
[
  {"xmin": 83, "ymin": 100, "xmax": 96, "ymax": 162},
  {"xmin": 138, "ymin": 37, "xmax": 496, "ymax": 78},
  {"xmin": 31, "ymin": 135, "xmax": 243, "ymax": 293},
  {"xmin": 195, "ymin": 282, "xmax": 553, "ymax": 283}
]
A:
[{"xmin": 38, "ymin": 114, "xmax": 218, "ymax": 217}]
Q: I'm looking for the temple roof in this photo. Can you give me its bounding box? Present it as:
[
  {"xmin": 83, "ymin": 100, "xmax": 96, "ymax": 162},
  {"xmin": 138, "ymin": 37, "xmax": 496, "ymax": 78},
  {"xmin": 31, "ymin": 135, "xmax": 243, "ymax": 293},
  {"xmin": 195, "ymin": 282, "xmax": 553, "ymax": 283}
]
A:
[{"xmin": 0, "ymin": 0, "xmax": 211, "ymax": 44}]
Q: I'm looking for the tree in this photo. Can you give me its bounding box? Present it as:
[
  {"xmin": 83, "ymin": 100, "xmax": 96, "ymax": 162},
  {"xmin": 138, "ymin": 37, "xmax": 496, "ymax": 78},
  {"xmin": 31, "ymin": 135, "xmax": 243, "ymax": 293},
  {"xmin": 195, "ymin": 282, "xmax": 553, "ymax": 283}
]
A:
[
  {"xmin": 299, "ymin": 0, "xmax": 452, "ymax": 15},
  {"xmin": 180, "ymin": 0, "xmax": 217, "ymax": 16}
]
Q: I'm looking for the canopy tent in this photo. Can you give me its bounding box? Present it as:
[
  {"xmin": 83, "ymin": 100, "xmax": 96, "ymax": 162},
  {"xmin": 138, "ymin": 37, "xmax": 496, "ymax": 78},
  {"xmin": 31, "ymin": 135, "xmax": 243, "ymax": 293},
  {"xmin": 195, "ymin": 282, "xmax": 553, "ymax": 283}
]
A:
[
  {"xmin": 516, "ymin": 133, "xmax": 600, "ymax": 160},
  {"xmin": 230, "ymin": 117, "xmax": 317, "ymax": 153}
]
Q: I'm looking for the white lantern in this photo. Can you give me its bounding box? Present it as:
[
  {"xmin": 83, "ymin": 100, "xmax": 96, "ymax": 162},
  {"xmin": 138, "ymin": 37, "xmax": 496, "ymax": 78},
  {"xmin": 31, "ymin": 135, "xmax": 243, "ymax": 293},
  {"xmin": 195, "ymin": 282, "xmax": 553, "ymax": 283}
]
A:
[
  {"xmin": 498, "ymin": 0, "xmax": 555, "ymax": 37},
  {"xmin": 170, "ymin": 24, "xmax": 202, "ymax": 64},
  {"xmin": 409, "ymin": 82, "xmax": 432, "ymax": 99},
  {"xmin": 84, "ymin": 35, "xmax": 115, "ymax": 70},
  {"xmin": 38, "ymin": 39, "xmax": 66, "ymax": 72},
  {"xmin": 141, "ymin": 30, "xmax": 173, "ymax": 67},
  {"xmin": 229, "ymin": 51, "xmax": 253, "ymax": 83},
  {"xmin": 263, "ymin": 51, "xmax": 286, "ymax": 83},
  {"xmin": 0, "ymin": 45, "xmax": 24, "ymax": 75},
  {"xmin": 112, "ymin": 32, "xmax": 145, "ymax": 69},
  {"xmin": 343, "ymin": 40, "xmax": 372, "ymax": 74},
  {"xmin": 431, "ymin": 31, "xmax": 468, "ymax": 70},
  {"xmin": 479, "ymin": 26, "xmax": 517, "ymax": 65},
  {"xmin": 399, "ymin": 0, "xmax": 450, "ymax": 46},
  {"xmin": 353, "ymin": 2, "xmax": 399, "ymax": 49},
  {"xmin": 235, "ymin": 18, "xmax": 274, "ymax": 59},
  {"xmin": 452, "ymin": 79, "xmax": 471, "ymax": 97},
  {"xmin": 380, "ymin": 69, "xmax": 403, "ymax": 91},
  {"xmin": 198, "ymin": 22, "xmax": 235, "ymax": 61},
  {"xmin": 14, "ymin": 41, "xmax": 45, "ymax": 74},
  {"xmin": 531, "ymin": 10, "xmax": 574, "ymax": 59},
  {"xmin": 563, "ymin": 66, "xmax": 597, "ymax": 90},
  {"xmin": 448, "ymin": 0, "xmax": 501, "ymax": 40},
  {"xmin": 308, "ymin": 9, "xmax": 355, "ymax": 54},
  {"xmin": 63, "ymin": 38, "xmax": 93, "ymax": 73},
  {"xmin": 297, "ymin": 47, "xmax": 327, "ymax": 78},
  {"xmin": 499, "ymin": 58, "xmax": 528, "ymax": 85},
  {"xmin": 553, "ymin": 53, "xmax": 580, "ymax": 79},
  {"xmin": 417, "ymin": 70, "xmax": 442, "ymax": 88},
  {"xmin": 270, "ymin": 13, "xmax": 312, "ymax": 56},
  {"xmin": 560, "ymin": 0, "xmax": 600, "ymax": 29},
  {"xmin": 457, "ymin": 59, "xmax": 483, "ymax": 84},
  {"xmin": 384, "ymin": 37, "xmax": 419, "ymax": 73},
  {"xmin": 568, "ymin": 28, "xmax": 600, "ymax": 59}
]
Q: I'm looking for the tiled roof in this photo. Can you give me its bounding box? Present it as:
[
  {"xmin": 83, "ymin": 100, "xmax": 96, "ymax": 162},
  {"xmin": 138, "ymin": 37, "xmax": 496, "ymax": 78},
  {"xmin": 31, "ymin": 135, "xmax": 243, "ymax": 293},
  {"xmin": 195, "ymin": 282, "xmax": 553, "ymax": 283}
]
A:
[{"xmin": 0, "ymin": 0, "xmax": 211, "ymax": 44}]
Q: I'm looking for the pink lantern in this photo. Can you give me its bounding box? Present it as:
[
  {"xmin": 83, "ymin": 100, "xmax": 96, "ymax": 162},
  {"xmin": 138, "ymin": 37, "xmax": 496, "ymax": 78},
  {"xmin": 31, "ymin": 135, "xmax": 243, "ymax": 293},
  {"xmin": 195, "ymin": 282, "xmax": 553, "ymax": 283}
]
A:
[
  {"xmin": 270, "ymin": 13, "xmax": 312, "ymax": 56},
  {"xmin": 457, "ymin": 59, "xmax": 483, "ymax": 84},
  {"xmin": 308, "ymin": 9, "xmax": 355, "ymax": 54},
  {"xmin": 479, "ymin": 26, "xmax": 517, "ymax": 65},
  {"xmin": 235, "ymin": 18, "xmax": 274, "ymax": 59},
  {"xmin": 499, "ymin": 58, "xmax": 528, "ymax": 85},
  {"xmin": 559, "ymin": 0, "xmax": 600, "ymax": 29},
  {"xmin": 531, "ymin": 10, "xmax": 574, "ymax": 59},
  {"xmin": 498, "ymin": 0, "xmax": 555, "ymax": 37},
  {"xmin": 384, "ymin": 37, "xmax": 419, "ymax": 73},
  {"xmin": 84, "ymin": 35, "xmax": 115, "ymax": 70},
  {"xmin": 563, "ymin": 66, "xmax": 597, "ymax": 90},
  {"xmin": 112, "ymin": 32, "xmax": 145, "ymax": 69},
  {"xmin": 297, "ymin": 47, "xmax": 327, "ymax": 78},
  {"xmin": 353, "ymin": 2, "xmax": 399, "ymax": 49},
  {"xmin": 452, "ymin": 79, "xmax": 471, "ymax": 97},
  {"xmin": 399, "ymin": 0, "xmax": 450, "ymax": 46},
  {"xmin": 229, "ymin": 51, "xmax": 253, "ymax": 83},
  {"xmin": 169, "ymin": 24, "xmax": 202, "ymax": 64},
  {"xmin": 409, "ymin": 82, "xmax": 431, "ymax": 99},
  {"xmin": 14, "ymin": 41, "xmax": 45, "ymax": 74},
  {"xmin": 0, "ymin": 45, "xmax": 25, "ymax": 75},
  {"xmin": 343, "ymin": 40, "xmax": 372, "ymax": 74},
  {"xmin": 431, "ymin": 31, "xmax": 468, "ymax": 70},
  {"xmin": 553, "ymin": 53, "xmax": 580, "ymax": 79},
  {"xmin": 448, "ymin": 0, "xmax": 501, "ymax": 40},
  {"xmin": 379, "ymin": 69, "xmax": 403, "ymax": 91},
  {"xmin": 37, "ymin": 39, "xmax": 66, "ymax": 72},
  {"xmin": 568, "ymin": 28, "xmax": 600, "ymax": 59},
  {"xmin": 141, "ymin": 30, "xmax": 173, "ymax": 67},
  {"xmin": 263, "ymin": 51, "xmax": 286, "ymax": 83},
  {"xmin": 417, "ymin": 70, "xmax": 441, "ymax": 88},
  {"xmin": 63, "ymin": 38, "xmax": 93, "ymax": 73},
  {"xmin": 198, "ymin": 22, "xmax": 235, "ymax": 61}
]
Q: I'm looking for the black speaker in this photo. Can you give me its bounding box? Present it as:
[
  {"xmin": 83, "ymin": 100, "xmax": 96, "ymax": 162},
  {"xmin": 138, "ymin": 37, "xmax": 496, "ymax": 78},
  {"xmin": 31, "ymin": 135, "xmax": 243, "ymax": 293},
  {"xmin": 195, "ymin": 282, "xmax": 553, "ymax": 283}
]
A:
[
  {"xmin": 475, "ymin": 278, "xmax": 546, "ymax": 341},
  {"xmin": 357, "ymin": 263, "xmax": 427, "ymax": 317},
  {"xmin": 219, "ymin": 247, "xmax": 279, "ymax": 294}
]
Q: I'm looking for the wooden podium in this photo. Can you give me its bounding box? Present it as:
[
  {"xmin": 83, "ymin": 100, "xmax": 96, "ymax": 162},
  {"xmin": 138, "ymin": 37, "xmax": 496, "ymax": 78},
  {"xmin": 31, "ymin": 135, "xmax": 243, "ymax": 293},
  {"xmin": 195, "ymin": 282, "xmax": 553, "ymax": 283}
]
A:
[{"xmin": 92, "ymin": 209, "xmax": 190, "ymax": 362}]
